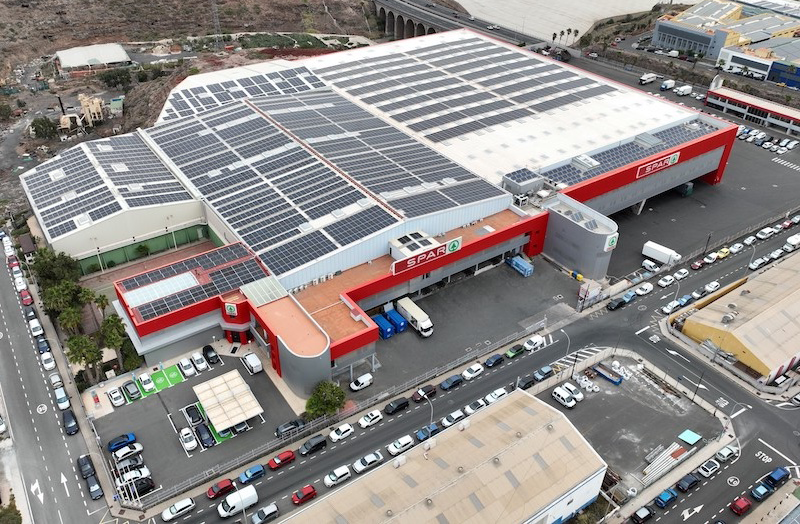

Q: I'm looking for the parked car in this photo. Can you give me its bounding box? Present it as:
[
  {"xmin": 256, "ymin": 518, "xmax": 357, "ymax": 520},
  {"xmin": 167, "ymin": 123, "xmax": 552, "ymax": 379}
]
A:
[
  {"xmin": 441, "ymin": 409, "xmax": 465, "ymax": 428},
  {"xmin": 107, "ymin": 387, "xmax": 125, "ymax": 407},
  {"xmin": 179, "ymin": 358, "xmax": 195, "ymax": 378},
  {"xmin": 207, "ymin": 479, "xmax": 235, "ymax": 499},
  {"xmin": 704, "ymin": 281, "xmax": 721, "ymax": 293},
  {"xmin": 412, "ymin": 385, "xmax": 436, "ymax": 402},
  {"xmin": 35, "ymin": 336, "xmax": 50, "ymax": 354},
  {"xmin": 463, "ymin": 398, "xmax": 486, "ymax": 415},
  {"xmin": 353, "ymin": 451, "xmax": 384, "ymax": 473},
  {"xmin": 139, "ymin": 373, "xmax": 156, "ymax": 393},
  {"xmin": 329, "ymin": 423, "xmax": 354, "ymax": 443},
  {"xmin": 196, "ymin": 423, "xmax": 215, "ymax": 448},
  {"xmin": 630, "ymin": 504, "xmax": 655, "ymax": 523},
  {"xmin": 657, "ymin": 275, "xmax": 675, "ymax": 287},
  {"xmin": 77, "ymin": 455, "xmax": 95, "ymax": 479},
  {"xmin": 41, "ymin": 351, "xmax": 56, "ymax": 371},
  {"xmin": 387, "ymin": 435, "xmax": 414, "ymax": 456},
  {"xmin": 715, "ymin": 445, "xmax": 739, "ymax": 462},
  {"xmin": 190, "ymin": 352, "xmax": 208, "ymax": 372},
  {"xmin": 179, "ymin": 427, "xmax": 198, "ymax": 451},
  {"xmin": 691, "ymin": 288, "xmax": 708, "ymax": 300},
  {"xmin": 749, "ymin": 257, "xmax": 768, "ymax": 270},
  {"xmin": 268, "ymin": 450, "xmax": 296, "ymax": 470},
  {"xmin": 533, "ymin": 365, "xmax": 554, "ymax": 382},
  {"xmin": 349, "ymin": 373, "xmax": 374, "ymax": 391},
  {"xmin": 561, "ymin": 382, "xmax": 584, "ymax": 401},
  {"xmin": 251, "ymin": 504, "xmax": 280, "ymax": 524},
  {"xmin": 676, "ymin": 472, "xmax": 700, "ymax": 492},
  {"xmin": 415, "ymin": 422, "xmax": 441, "ymax": 442},
  {"xmin": 63, "ymin": 410, "xmax": 79, "ymax": 435},
  {"xmin": 751, "ymin": 482, "xmax": 773, "ymax": 501},
  {"xmin": 131, "ymin": 477, "xmax": 155, "ymax": 496},
  {"xmin": 698, "ymin": 459, "xmax": 720, "ymax": 478},
  {"xmin": 484, "ymin": 387, "xmax": 508, "ymax": 404},
  {"xmin": 112, "ymin": 443, "xmax": 143, "ymax": 463},
  {"xmin": 439, "ymin": 374, "xmax": 463, "ymax": 391},
  {"xmin": 275, "ymin": 418, "xmax": 305, "ymax": 438},
  {"xmin": 116, "ymin": 455, "xmax": 144, "ymax": 471},
  {"xmin": 202, "ymin": 345, "xmax": 220, "ymax": 364},
  {"xmin": 702, "ymin": 252, "xmax": 718, "ymax": 264},
  {"xmin": 239, "ymin": 465, "xmax": 266, "ymax": 485},
  {"xmin": 770, "ymin": 249, "xmax": 784, "ymax": 260},
  {"xmin": 504, "ymin": 344, "xmax": 525, "ymax": 359},
  {"xmin": 730, "ymin": 496, "xmax": 752, "ymax": 516},
  {"xmin": 384, "ymin": 398, "xmax": 410, "ymax": 415},
  {"xmin": 729, "ymin": 243, "xmax": 744, "ymax": 254},
  {"xmin": 186, "ymin": 405, "xmax": 204, "ymax": 426},
  {"xmin": 606, "ymin": 297, "xmax": 627, "ymax": 311},
  {"xmin": 673, "ymin": 268, "xmax": 689, "ymax": 280},
  {"xmin": 743, "ymin": 235, "xmax": 757, "ymax": 245},
  {"xmin": 635, "ymin": 283, "xmax": 653, "ymax": 295},
  {"xmin": 323, "ymin": 465, "xmax": 352, "ymax": 488},
  {"xmin": 122, "ymin": 380, "xmax": 141, "ymax": 400},
  {"xmin": 661, "ymin": 300, "xmax": 680, "ymax": 314},
  {"xmin": 161, "ymin": 498, "xmax": 195, "ymax": 522},
  {"xmin": 517, "ymin": 375, "xmax": 536, "ymax": 390},
  {"xmin": 462, "ymin": 363, "xmax": 484, "ymax": 381},
  {"xmin": 358, "ymin": 410, "xmax": 383, "ymax": 428},
  {"xmin": 291, "ymin": 485, "xmax": 317, "ymax": 505},
  {"xmin": 116, "ymin": 468, "xmax": 152, "ymax": 489},
  {"xmin": 108, "ymin": 433, "xmax": 136, "ymax": 452},
  {"xmin": 19, "ymin": 289, "xmax": 33, "ymax": 306},
  {"xmin": 654, "ymin": 488, "xmax": 678, "ymax": 508},
  {"xmin": 86, "ymin": 475, "xmax": 104, "ymax": 501},
  {"xmin": 484, "ymin": 354, "xmax": 504, "ymax": 367}
]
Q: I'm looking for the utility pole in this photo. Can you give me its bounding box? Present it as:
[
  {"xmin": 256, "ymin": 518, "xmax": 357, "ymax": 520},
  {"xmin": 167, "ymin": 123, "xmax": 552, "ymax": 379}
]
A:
[{"xmin": 210, "ymin": 0, "xmax": 222, "ymax": 49}]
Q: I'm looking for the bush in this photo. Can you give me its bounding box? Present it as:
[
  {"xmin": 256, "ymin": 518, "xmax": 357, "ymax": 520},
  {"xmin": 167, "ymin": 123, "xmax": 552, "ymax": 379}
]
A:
[
  {"xmin": 87, "ymin": 263, "xmax": 101, "ymax": 273},
  {"xmin": 106, "ymin": 260, "xmax": 116, "ymax": 268},
  {"xmin": 305, "ymin": 381, "xmax": 346, "ymax": 418}
]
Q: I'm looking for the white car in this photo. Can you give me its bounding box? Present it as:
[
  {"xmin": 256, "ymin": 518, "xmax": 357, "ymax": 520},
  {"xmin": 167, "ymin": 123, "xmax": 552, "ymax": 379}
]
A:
[
  {"xmin": 702, "ymin": 252, "xmax": 718, "ymax": 264},
  {"xmin": 673, "ymin": 268, "xmax": 689, "ymax": 280},
  {"xmin": 115, "ymin": 466, "xmax": 151, "ymax": 488},
  {"xmin": 358, "ymin": 410, "xmax": 383, "ymax": 429},
  {"xmin": 561, "ymin": 382, "xmax": 584, "ymax": 402},
  {"xmin": 3, "ymin": 245, "xmax": 13, "ymax": 257},
  {"xmin": 112, "ymin": 443, "xmax": 144, "ymax": 462},
  {"xmin": 14, "ymin": 277, "xmax": 26, "ymax": 292},
  {"xmin": 11, "ymin": 266, "xmax": 22, "ymax": 279},
  {"xmin": 387, "ymin": 435, "xmax": 414, "ymax": 456},
  {"xmin": 463, "ymin": 398, "xmax": 486, "ymax": 415},
  {"xmin": 762, "ymin": 142, "xmax": 773, "ymax": 149},
  {"xmin": 108, "ymin": 387, "xmax": 125, "ymax": 407},
  {"xmin": 729, "ymin": 243, "xmax": 744, "ymax": 254},
  {"xmin": 749, "ymin": 257, "xmax": 767, "ymax": 270},
  {"xmin": 179, "ymin": 358, "xmax": 195, "ymax": 378},
  {"xmin": 41, "ymin": 352, "xmax": 56, "ymax": 371},
  {"xmin": 743, "ymin": 235, "xmax": 757, "ymax": 246},
  {"xmin": 353, "ymin": 451, "xmax": 384, "ymax": 474},
  {"xmin": 698, "ymin": 458, "xmax": 720, "ymax": 478},
  {"xmin": 661, "ymin": 300, "xmax": 680, "ymax": 314},
  {"xmin": 484, "ymin": 387, "xmax": 508, "ymax": 405},
  {"xmin": 179, "ymin": 427, "xmax": 198, "ymax": 451},
  {"xmin": 778, "ymin": 147, "xmax": 788, "ymax": 154},
  {"xmin": 657, "ymin": 275, "xmax": 675, "ymax": 288},
  {"xmin": 329, "ymin": 423, "xmax": 354, "ymax": 443},
  {"xmin": 139, "ymin": 373, "xmax": 156, "ymax": 393},
  {"xmin": 715, "ymin": 445, "xmax": 739, "ymax": 462},
  {"xmin": 522, "ymin": 334, "xmax": 545, "ymax": 351},
  {"xmin": 704, "ymin": 281, "xmax": 720, "ymax": 293},
  {"xmin": 461, "ymin": 363, "xmax": 484, "ymax": 381},
  {"xmin": 635, "ymin": 283, "xmax": 653, "ymax": 296},
  {"xmin": 441, "ymin": 409, "xmax": 465, "ymax": 428},
  {"xmin": 323, "ymin": 465, "xmax": 352, "ymax": 487},
  {"xmin": 161, "ymin": 498, "xmax": 196, "ymax": 522},
  {"xmin": 190, "ymin": 352, "xmax": 208, "ymax": 372},
  {"xmin": 756, "ymin": 227, "xmax": 774, "ymax": 240},
  {"xmin": 349, "ymin": 373, "xmax": 374, "ymax": 391}
]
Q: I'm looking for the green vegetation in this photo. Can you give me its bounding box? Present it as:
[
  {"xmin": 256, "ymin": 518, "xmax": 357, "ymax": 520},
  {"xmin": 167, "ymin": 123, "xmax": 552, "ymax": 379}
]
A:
[
  {"xmin": 97, "ymin": 68, "xmax": 132, "ymax": 89},
  {"xmin": 306, "ymin": 381, "xmax": 346, "ymax": 418},
  {"xmin": 65, "ymin": 335, "xmax": 102, "ymax": 384},
  {"xmin": 238, "ymin": 33, "xmax": 327, "ymax": 49},
  {"xmin": 31, "ymin": 117, "xmax": 58, "ymax": 139},
  {"xmin": 0, "ymin": 496, "xmax": 23, "ymax": 523}
]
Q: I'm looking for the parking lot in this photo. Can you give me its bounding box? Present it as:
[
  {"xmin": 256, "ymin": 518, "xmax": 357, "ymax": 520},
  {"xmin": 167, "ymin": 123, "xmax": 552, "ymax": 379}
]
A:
[
  {"xmin": 94, "ymin": 352, "xmax": 296, "ymax": 498},
  {"xmin": 538, "ymin": 355, "xmax": 721, "ymax": 488},
  {"xmin": 342, "ymin": 259, "xmax": 582, "ymax": 396}
]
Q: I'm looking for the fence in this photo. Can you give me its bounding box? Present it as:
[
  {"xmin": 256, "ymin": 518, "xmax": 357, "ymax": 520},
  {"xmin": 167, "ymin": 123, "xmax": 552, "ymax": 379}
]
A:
[{"xmin": 134, "ymin": 317, "xmax": 547, "ymax": 508}]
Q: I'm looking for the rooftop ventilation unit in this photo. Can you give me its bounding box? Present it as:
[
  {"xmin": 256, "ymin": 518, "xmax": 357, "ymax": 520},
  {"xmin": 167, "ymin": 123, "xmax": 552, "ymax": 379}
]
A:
[
  {"xmin": 634, "ymin": 133, "xmax": 663, "ymax": 149},
  {"xmin": 571, "ymin": 154, "xmax": 600, "ymax": 172}
]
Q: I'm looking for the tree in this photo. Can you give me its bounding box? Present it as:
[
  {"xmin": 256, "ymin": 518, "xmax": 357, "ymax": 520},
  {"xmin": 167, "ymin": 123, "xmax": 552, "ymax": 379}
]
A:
[
  {"xmin": 58, "ymin": 306, "xmax": 83, "ymax": 335},
  {"xmin": 305, "ymin": 381, "xmax": 346, "ymax": 418},
  {"xmin": 717, "ymin": 58, "xmax": 726, "ymax": 70},
  {"xmin": 566, "ymin": 29, "xmax": 572, "ymax": 46},
  {"xmin": 135, "ymin": 244, "xmax": 150, "ymax": 258},
  {"xmin": 16, "ymin": 99, "xmax": 25, "ymax": 108},
  {"xmin": 692, "ymin": 51, "xmax": 705, "ymax": 70},
  {"xmin": 559, "ymin": 30, "xmax": 565, "ymax": 45},
  {"xmin": 95, "ymin": 294, "xmax": 110, "ymax": 319},
  {"xmin": 42, "ymin": 280, "xmax": 78, "ymax": 314},
  {"xmin": 0, "ymin": 103, "xmax": 11, "ymax": 120},
  {"xmin": 572, "ymin": 30, "xmax": 579, "ymax": 46},
  {"xmin": 31, "ymin": 117, "xmax": 58, "ymax": 139},
  {"xmin": 97, "ymin": 68, "xmax": 131, "ymax": 89},
  {"xmin": 31, "ymin": 248, "xmax": 80, "ymax": 288},
  {"xmin": 552, "ymin": 32, "xmax": 557, "ymax": 45},
  {"xmin": 65, "ymin": 335, "xmax": 102, "ymax": 384},
  {"xmin": 78, "ymin": 286, "xmax": 96, "ymax": 306},
  {"xmin": 0, "ymin": 495, "xmax": 23, "ymax": 523},
  {"xmin": 100, "ymin": 314, "xmax": 126, "ymax": 371}
]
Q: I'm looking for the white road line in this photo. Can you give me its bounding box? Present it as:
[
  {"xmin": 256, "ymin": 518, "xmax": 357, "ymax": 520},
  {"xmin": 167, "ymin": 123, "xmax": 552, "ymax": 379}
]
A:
[
  {"xmin": 635, "ymin": 326, "xmax": 650, "ymax": 335},
  {"xmin": 730, "ymin": 407, "xmax": 748, "ymax": 419},
  {"xmin": 758, "ymin": 438, "xmax": 797, "ymax": 465}
]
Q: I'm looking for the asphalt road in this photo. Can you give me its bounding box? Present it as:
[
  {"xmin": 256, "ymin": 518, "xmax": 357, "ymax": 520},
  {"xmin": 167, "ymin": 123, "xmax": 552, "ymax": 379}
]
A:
[{"xmin": 0, "ymin": 266, "xmax": 107, "ymax": 523}]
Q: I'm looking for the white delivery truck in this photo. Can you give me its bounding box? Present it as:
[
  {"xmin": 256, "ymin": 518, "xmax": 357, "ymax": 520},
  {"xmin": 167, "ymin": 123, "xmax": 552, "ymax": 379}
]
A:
[
  {"xmin": 217, "ymin": 485, "xmax": 258, "ymax": 517},
  {"xmin": 667, "ymin": 50, "xmax": 680, "ymax": 58},
  {"xmin": 639, "ymin": 73, "xmax": 658, "ymax": 85},
  {"xmin": 783, "ymin": 233, "xmax": 800, "ymax": 253},
  {"xmin": 396, "ymin": 297, "xmax": 433, "ymax": 337},
  {"xmin": 642, "ymin": 241, "xmax": 682, "ymax": 265},
  {"xmin": 660, "ymin": 79, "xmax": 675, "ymax": 91},
  {"xmin": 674, "ymin": 85, "xmax": 692, "ymax": 96}
]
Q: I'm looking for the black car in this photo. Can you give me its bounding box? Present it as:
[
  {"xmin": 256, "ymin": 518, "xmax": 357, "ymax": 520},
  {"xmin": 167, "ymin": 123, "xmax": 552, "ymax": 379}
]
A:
[
  {"xmin": 485, "ymin": 354, "xmax": 504, "ymax": 368},
  {"xmin": 186, "ymin": 405, "xmax": 204, "ymax": 425},
  {"xmin": 23, "ymin": 306, "xmax": 36, "ymax": 321},
  {"xmin": 77, "ymin": 455, "xmax": 95, "ymax": 479},
  {"xmin": 518, "ymin": 375, "xmax": 536, "ymax": 390},
  {"xmin": 298, "ymin": 434, "xmax": 326, "ymax": 456},
  {"xmin": 131, "ymin": 477, "xmax": 155, "ymax": 496},
  {"xmin": 606, "ymin": 297, "xmax": 626, "ymax": 311},
  {"xmin": 63, "ymin": 410, "xmax": 79, "ymax": 435},
  {"xmin": 233, "ymin": 421, "xmax": 249, "ymax": 434},
  {"xmin": 202, "ymin": 344, "xmax": 220, "ymax": 364},
  {"xmin": 384, "ymin": 397, "xmax": 410, "ymax": 415},
  {"xmin": 196, "ymin": 423, "xmax": 215, "ymax": 448},
  {"xmin": 275, "ymin": 418, "xmax": 306, "ymax": 438},
  {"xmin": 35, "ymin": 336, "xmax": 50, "ymax": 354},
  {"xmin": 630, "ymin": 504, "xmax": 655, "ymax": 523},
  {"xmin": 439, "ymin": 375, "xmax": 463, "ymax": 391},
  {"xmin": 676, "ymin": 473, "xmax": 700, "ymax": 492},
  {"xmin": 86, "ymin": 475, "xmax": 103, "ymax": 500},
  {"xmin": 122, "ymin": 380, "xmax": 141, "ymax": 400},
  {"xmin": 411, "ymin": 384, "xmax": 436, "ymax": 402}
]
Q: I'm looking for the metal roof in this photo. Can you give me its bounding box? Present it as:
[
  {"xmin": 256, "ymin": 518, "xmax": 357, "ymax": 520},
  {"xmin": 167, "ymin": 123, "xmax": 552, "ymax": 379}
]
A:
[
  {"xmin": 192, "ymin": 370, "xmax": 264, "ymax": 432},
  {"xmin": 55, "ymin": 43, "xmax": 131, "ymax": 69}
]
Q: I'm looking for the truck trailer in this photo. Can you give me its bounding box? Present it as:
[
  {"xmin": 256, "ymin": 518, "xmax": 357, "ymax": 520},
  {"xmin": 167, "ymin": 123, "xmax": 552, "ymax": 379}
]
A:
[
  {"xmin": 639, "ymin": 73, "xmax": 658, "ymax": 85},
  {"xmin": 396, "ymin": 297, "xmax": 433, "ymax": 337},
  {"xmin": 642, "ymin": 241, "xmax": 682, "ymax": 265},
  {"xmin": 674, "ymin": 85, "xmax": 692, "ymax": 96}
]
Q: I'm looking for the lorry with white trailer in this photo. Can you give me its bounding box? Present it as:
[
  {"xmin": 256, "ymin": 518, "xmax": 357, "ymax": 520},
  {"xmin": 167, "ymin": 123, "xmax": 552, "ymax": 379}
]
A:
[
  {"xmin": 642, "ymin": 241, "xmax": 682, "ymax": 265},
  {"xmin": 674, "ymin": 85, "xmax": 692, "ymax": 96},
  {"xmin": 639, "ymin": 73, "xmax": 658, "ymax": 85},
  {"xmin": 396, "ymin": 297, "xmax": 434, "ymax": 337},
  {"xmin": 660, "ymin": 79, "xmax": 675, "ymax": 91}
]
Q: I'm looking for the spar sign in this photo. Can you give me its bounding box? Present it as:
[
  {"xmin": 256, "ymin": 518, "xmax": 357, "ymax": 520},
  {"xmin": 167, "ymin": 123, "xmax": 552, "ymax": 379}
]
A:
[
  {"xmin": 636, "ymin": 152, "xmax": 680, "ymax": 179},
  {"xmin": 391, "ymin": 237, "xmax": 462, "ymax": 275}
]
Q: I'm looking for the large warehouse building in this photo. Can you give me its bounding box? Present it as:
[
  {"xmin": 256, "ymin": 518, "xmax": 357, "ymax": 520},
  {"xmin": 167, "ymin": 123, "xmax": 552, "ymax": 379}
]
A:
[{"xmin": 21, "ymin": 30, "xmax": 736, "ymax": 395}]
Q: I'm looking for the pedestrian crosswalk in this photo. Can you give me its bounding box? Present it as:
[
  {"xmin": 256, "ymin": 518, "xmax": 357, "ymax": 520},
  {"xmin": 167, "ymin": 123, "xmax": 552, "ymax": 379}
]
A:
[
  {"xmin": 771, "ymin": 157, "xmax": 800, "ymax": 171},
  {"xmin": 551, "ymin": 345, "xmax": 605, "ymax": 372}
]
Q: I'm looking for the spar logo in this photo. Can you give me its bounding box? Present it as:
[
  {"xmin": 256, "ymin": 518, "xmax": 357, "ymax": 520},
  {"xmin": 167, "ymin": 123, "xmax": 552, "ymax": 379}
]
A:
[
  {"xmin": 392, "ymin": 237, "xmax": 463, "ymax": 274},
  {"xmin": 636, "ymin": 152, "xmax": 680, "ymax": 179}
]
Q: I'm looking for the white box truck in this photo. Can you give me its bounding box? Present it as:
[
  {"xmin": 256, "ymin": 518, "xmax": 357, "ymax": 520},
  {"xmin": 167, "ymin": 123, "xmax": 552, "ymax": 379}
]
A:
[
  {"xmin": 674, "ymin": 85, "xmax": 692, "ymax": 96},
  {"xmin": 639, "ymin": 73, "xmax": 658, "ymax": 85},
  {"xmin": 396, "ymin": 297, "xmax": 433, "ymax": 337},
  {"xmin": 783, "ymin": 234, "xmax": 800, "ymax": 253},
  {"xmin": 660, "ymin": 79, "xmax": 675, "ymax": 91},
  {"xmin": 642, "ymin": 241, "xmax": 682, "ymax": 265}
]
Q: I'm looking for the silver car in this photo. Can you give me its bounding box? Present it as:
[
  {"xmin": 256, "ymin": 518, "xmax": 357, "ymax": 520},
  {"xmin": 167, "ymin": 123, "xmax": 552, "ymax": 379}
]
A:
[{"xmin": 353, "ymin": 451, "xmax": 384, "ymax": 474}]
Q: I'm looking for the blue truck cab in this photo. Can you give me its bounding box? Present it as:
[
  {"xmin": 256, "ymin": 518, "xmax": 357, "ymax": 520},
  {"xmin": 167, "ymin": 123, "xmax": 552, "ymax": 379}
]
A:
[
  {"xmin": 385, "ymin": 309, "xmax": 407, "ymax": 333},
  {"xmin": 371, "ymin": 314, "xmax": 394, "ymax": 339}
]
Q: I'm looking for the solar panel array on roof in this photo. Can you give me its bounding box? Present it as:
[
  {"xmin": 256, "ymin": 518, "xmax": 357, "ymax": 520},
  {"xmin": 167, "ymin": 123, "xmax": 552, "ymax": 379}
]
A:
[{"xmin": 161, "ymin": 66, "xmax": 326, "ymax": 121}]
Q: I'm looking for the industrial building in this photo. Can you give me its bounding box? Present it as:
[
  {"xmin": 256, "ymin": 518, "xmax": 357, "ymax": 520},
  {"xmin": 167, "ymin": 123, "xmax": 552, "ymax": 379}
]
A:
[
  {"xmin": 652, "ymin": 0, "xmax": 800, "ymax": 59},
  {"xmin": 21, "ymin": 30, "xmax": 736, "ymax": 395},
  {"xmin": 281, "ymin": 390, "xmax": 608, "ymax": 524},
  {"xmin": 54, "ymin": 43, "xmax": 132, "ymax": 78},
  {"xmin": 716, "ymin": 36, "xmax": 800, "ymax": 78},
  {"xmin": 706, "ymin": 76, "xmax": 800, "ymax": 134},
  {"xmin": 681, "ymin": 253, "xmax": 800, "ymax": 384}
]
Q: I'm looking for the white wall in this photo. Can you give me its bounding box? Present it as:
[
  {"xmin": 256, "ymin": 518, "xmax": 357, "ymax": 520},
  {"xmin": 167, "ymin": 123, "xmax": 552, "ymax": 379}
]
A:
[{"xmin": 522, "ymin": 467, "xmax": 605, "ymax": 524}]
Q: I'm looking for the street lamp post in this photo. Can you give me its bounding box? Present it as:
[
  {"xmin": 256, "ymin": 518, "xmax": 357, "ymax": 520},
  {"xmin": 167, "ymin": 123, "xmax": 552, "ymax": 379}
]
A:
[
  {"xmin": 672, "ymin": 280, "xmax": 682, "ymax": 304},
  {"xmin": 748, "ymin": 244, "xmax": 757, "ymax": 268},
  {"xmin": 423, "ymin": 394, "xmax": 434, "ymax": 426},
  {"xmin": 560, "ymin": 329, "xmax": 573, "ymax": 378},
  {"xmin": 703, "ymin": 231, "xmax": 714, "ymax": 254},
  {"xmin": 691, "ymin": 368, "xmax": 706, "ymax": 402},
  {"xmin": 230, "ymin": 481, "xmax": 248, "ymax": 522}
]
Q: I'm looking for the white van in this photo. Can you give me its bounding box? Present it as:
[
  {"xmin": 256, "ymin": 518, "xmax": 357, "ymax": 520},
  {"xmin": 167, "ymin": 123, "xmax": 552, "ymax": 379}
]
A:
[
  {"xmin": 242, "ymin": 353, "xmax": 263, "ymax": 374},
  {"xmin": 523, "ymin": 334, "xmax": 545, "ymax": 352},
  {"xmin": 642, "ymin": 259, "xmax": 660, "ymax": 272},
  {"xmin": 551, "ymin": 387, "xmax": 577, "ymax": 409},
  {"xmin": 29, "ymin": 319, "xmax": 43, "ymax": 337},
  {"xmin": 756, "ymin": 227, "xmax": 774, "ymax": 240},
  {"xmin": 217, "ymin": 484, "xmax": 258, "ymax": 518}
]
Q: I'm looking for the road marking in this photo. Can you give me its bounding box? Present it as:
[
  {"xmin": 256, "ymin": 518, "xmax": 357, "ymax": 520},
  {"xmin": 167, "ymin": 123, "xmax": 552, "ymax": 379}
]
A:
[
  {"xmin": 30, "ymin": 479, "xmax": 43, "ymax": 504},
  {"xmin": 666, "ymin": 349, "xmax": 690, "ymax": 362},
  {"xmin": 60, "ymin": 473, "xmax": 70, "ymax": 497},
  {"xmin": 758, "ymin": 438, "xmax": 797, "ymax": 465},
  {"xmin": 635, "ymin": 326, "xmax": 650, "ymax": 335},
  {"xmin": 730, "ymin": 407, "xmax": 748, "ymax": 419}
]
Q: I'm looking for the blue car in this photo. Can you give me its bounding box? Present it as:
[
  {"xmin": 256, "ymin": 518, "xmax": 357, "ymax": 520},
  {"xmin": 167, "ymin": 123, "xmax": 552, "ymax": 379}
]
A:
[
  {"xmin": 239, "ymin": 464, "xmax": 266, "ymax": 485},
  {"xmin": 439, "ymin": 375, "xmax": 463, "ymax": 391},
  {"xmin": 678, "ymin": 294, "xmax": 694, "ymax": 307},
  {"xmin": 654, "ymin": 488, "xmax": 678, "ymax": 508},
  {"xmin": 107, "ymin": 433, "xmax": 136, "ymax": 452},
  {"xmin": 414, "ymin": 423, "xmax": 441, "ymax": 442},
  {"xmin": 485, "ymin": 354, "xmax": 504, "ymax": 368},
  {"xmin": 751, "ymin": 482, "xmax": 773, "ymax": 501}
]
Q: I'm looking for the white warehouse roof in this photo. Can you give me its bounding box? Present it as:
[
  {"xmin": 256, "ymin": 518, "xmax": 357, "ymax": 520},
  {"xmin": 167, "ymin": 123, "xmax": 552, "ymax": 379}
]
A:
[{"xmin": 55, "ymin": 43, "xmax": 131, "ymax": 69}]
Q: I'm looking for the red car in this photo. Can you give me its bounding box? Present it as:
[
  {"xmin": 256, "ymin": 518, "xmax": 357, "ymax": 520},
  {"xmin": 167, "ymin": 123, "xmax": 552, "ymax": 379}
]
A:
[
  {"xmin": 730, "ymin": 496, "xmax": 752, "ymax": 516},
  {"xmin": 268, "ymin": 450, "xmax": 296, "ymax": 470},
  {"xmin": 782, "ymin": 219, "xmax": 793, "ymax": 229},
  {"xmin": 690, "ymin": 260, "xmax": 704, "ymax": 270},
  {"xmin": 19, "ymin": 289, "xmax": 33, "ymax": 306},
  {"xmin": 292, "ymin": 484, "xmax": 317, "ymax": 505},
  {"xmin": 6, "ymin": 255, "xmax": 19, "ymax": 268},
  {"xmin": 206, "ymin": 478, "xmax": 235, "ymax": 499}
]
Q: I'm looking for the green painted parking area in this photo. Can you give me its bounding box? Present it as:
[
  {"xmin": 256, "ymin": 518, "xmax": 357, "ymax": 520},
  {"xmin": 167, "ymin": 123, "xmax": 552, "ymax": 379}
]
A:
[
  {"xmin": 136, "ymin": 380, "xmax": 156, "ymax": 398},
  {"xmin": 150, "ymin": 370, "xmax": 170, "ymax": 392},
  {"xmin": 165, "ymin": 365, "xmax": 184, "ymax": 386}
]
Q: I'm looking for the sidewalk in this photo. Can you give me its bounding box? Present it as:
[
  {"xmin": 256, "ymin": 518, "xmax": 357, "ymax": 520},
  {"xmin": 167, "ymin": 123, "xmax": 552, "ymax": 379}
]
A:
[{"xmin": 755, "ymin": 482, "xmax": 800, "ymax": 522}]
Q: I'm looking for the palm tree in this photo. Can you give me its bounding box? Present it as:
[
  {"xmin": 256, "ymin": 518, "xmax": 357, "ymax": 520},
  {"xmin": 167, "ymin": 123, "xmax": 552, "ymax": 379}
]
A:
[
  {"xmin": 559, "ymin": 30, "xmax": 565, "ymax": 46},
  {"xmin": 572, "ymin": 29, "xmax": 580, "ymax": 46},
  {"xmin": 101, "ymin": 314, "xmax": 126, "ymax": 372},
  {"xmin": 95, "ymin": 293, "xmax": 110, "ymax": 320},
  {"xmin": 552, "ymin": 32, "xmax": 557, "ymax": 45},
  {"xmin": 717, "ymin": 58, "xmax": 726, "ymax": 70},
  {"xmin": 692, "ymin": 51, "xmax": 705, "ymax": 70},
  {"xmin": 566, "ymin": 29, "xmax": 572, "ymax": 46},
  {"xmin": 59, "ymin": 306, "xmax": 83, "ymax": 336}
]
